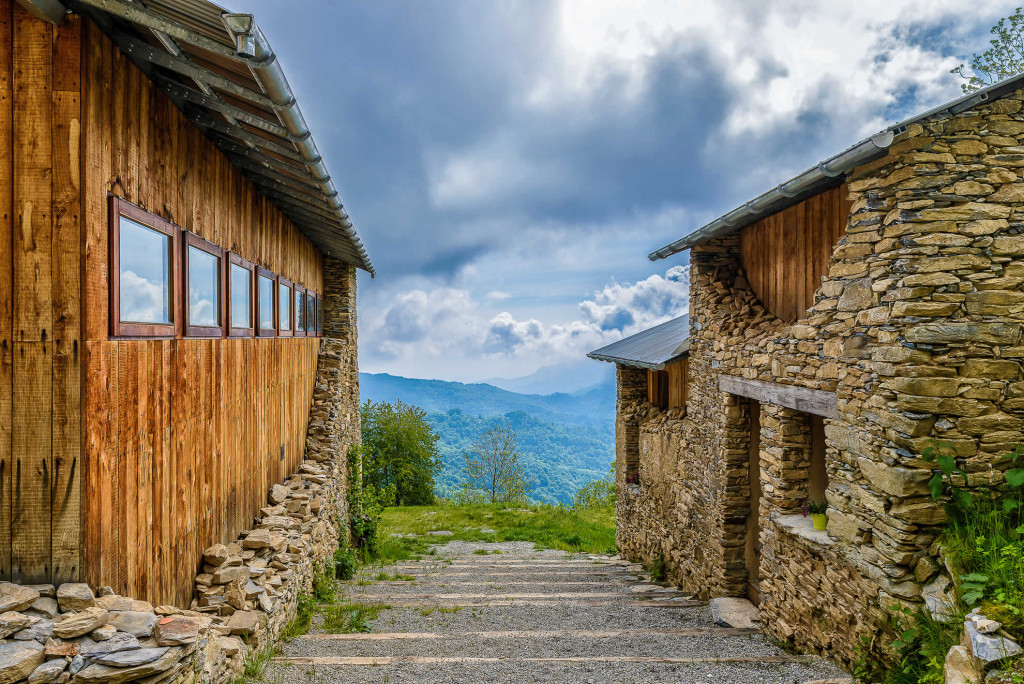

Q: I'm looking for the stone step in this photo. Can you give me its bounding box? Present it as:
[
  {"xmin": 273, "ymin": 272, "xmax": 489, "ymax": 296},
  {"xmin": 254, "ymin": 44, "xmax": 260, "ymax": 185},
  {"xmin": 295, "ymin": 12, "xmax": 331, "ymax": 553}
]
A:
[
  {"xmin": 296, "ymin": 627, "xmax": 759, "ymax": 641},
  {"xmin": 344, "ymin": 591, "xmax": 685, "ymax": 601},
  {"xmin": 274, "ymin": 655, "xmax": 817, "ymax": 666},
  {"xmin": 330, "ymin": 597, "xmax": 704, "ymax": 608}
]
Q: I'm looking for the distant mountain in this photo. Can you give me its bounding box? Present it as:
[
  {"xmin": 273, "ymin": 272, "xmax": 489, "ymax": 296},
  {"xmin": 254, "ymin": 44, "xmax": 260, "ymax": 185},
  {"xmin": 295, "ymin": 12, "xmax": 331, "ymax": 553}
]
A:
[
  {"xmin": 358, "ymin": 372, "xmax": 616, "ymax": 504},
  {"xmin": 485, "ymin": 359, "xmax": 614, "ymax": 396}
]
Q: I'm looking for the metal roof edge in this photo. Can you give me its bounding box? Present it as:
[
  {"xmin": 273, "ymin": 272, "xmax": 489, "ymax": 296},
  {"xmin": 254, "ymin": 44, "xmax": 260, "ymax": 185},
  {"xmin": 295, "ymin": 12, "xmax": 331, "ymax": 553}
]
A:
[{"xmin": 649, "ymin": 71, "xmax": 1024, "ymax": 262}]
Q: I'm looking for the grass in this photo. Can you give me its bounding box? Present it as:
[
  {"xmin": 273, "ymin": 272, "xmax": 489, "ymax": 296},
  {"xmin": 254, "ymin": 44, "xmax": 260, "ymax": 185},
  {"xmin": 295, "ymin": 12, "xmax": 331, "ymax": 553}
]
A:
[
  {"xmin": 320, "ymin": 601, "xmax": 390, "ymax": 633},
  {"xmin": 379, "ymin": 502, "xmax": 616, "ymax": 555}
]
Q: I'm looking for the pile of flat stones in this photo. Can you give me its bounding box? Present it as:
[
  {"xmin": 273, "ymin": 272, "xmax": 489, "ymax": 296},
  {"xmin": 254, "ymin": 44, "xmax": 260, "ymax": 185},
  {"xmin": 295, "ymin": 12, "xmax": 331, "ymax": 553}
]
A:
[
  {"xmin": 0, "ymin": 456, "xmax": 345, "ymax": 684},
  {"xmin": 944, "ymin": 610, "xmax": 1022, "ymax": 683},
  {"xmin": 0, "ymin": 581, "xmax": 219, "ymax": 684}
]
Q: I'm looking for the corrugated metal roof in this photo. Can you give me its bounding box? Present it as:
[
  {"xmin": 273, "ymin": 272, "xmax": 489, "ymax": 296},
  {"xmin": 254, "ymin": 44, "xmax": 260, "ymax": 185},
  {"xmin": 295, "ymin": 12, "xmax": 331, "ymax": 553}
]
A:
[
  {"xmin": 587, "ymin": 315, "xmax": 689, "ymax": 370},
  {"xmin": 649, "ymin": 71, "xmax": 1024, "ymax": 262},
  {"xmin": 69, "ymin": 0, "xmax": 374, "ymax": 275}
]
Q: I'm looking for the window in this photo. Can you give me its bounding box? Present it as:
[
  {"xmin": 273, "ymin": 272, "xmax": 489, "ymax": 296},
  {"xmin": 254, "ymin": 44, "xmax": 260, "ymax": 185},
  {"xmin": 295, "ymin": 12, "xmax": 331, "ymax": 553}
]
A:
[
  {"xmin": 227, "ymin": 254, "xmax": 254, "ymax": 337},
  {"xmin": 306, "ymin": 292, "xmax": 316, "ymax": 337},
  {"xmin": 256, "ymin": 266, "xmax": 277, "ymax": 337},
  {"xmin": 647, "ymin": 369, "xmax": 669, "ymax": 409},
  {"xmin": 316, "ymin": 296, "xmax": 324, "ymax": 336},
  {"xmin": 295, "ymin": 285, "xmax": 306, "ymax": 336},
  {"xmin": 278, "ymin": 276, "xmax": 293, "ymax": 337},
  {"xmin": 184, "ymin": 233, "xmax": 224, "ymax": 338},
  {"xmin": 109, "ymin": 196, "xmax": 179, "ymax": 337}
]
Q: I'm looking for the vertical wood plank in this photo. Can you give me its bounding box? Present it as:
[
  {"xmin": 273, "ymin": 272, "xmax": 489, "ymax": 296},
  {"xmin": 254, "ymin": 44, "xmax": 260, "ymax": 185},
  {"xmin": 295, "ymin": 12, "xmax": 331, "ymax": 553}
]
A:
[{"xmin": 0, "ymin": 0, "xmax": 14, "ymax": 581}]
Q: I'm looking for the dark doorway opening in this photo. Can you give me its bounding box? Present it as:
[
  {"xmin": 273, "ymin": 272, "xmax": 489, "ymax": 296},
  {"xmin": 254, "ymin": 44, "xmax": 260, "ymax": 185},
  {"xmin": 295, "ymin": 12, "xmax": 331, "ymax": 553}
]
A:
[{"xmin": 745, "ymin": 400, "xmax": 761, "ymax": 605}]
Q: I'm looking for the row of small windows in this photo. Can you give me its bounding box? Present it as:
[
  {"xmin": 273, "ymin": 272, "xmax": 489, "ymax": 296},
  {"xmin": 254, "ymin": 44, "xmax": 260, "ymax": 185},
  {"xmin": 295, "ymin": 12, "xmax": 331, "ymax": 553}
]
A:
[{"xmin": 110, "ymin": 196, "xmax": 324, "ymax": 339}]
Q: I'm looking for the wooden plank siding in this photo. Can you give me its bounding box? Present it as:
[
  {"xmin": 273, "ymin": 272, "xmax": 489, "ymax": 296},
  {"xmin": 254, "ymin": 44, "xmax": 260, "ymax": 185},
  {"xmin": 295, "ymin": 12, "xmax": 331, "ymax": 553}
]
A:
[
  {"xmin": 1, "ymin": 9, "xmax": 327, "ymax": 605},
  {"xmin": 79, "ymin": 20, "xmax": 324, "ymax": 606},
  {"xmin": 737, "ymin": 184, "xmax": 850, "ymax": 323}
]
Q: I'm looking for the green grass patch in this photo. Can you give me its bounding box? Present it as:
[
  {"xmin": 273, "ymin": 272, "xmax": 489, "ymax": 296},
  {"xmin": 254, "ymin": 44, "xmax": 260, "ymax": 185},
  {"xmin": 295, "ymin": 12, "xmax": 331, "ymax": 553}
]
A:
[
  {"xmin": 419, "ymin": 605, "xmax": 462, "ymax": 617},
  {"xmin": 379, "ymin": 502, "xmax": 616, "ymax": 555},
  {"xmin": 374, "ymin": 571, "xmax": 416, "ymax": 581},
  {"xmin": 279, "ymin": 592, "xmax": 316, "ymax": 642},
  {"xmin": 320, "ymin": 602, "xmax": 390, "ymax": 634}
]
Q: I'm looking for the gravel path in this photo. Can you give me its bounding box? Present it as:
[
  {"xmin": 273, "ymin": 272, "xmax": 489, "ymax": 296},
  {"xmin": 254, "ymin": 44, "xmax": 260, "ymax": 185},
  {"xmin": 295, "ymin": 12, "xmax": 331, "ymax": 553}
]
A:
[{"xmin": 267, "ymin": 540, "xmax": 849, "ymax": 684}]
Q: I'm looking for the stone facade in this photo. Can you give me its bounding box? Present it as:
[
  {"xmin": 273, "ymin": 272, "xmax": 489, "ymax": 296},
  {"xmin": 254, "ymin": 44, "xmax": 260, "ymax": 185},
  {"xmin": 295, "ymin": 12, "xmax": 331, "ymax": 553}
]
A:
[{"xmin": 614, "ymin": 86, "xmax": 1024, "ymax": 665}]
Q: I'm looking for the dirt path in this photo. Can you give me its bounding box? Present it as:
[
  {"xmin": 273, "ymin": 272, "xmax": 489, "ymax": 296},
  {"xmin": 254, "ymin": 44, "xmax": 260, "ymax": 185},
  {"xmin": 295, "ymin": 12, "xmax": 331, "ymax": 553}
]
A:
[{"xmin": 268, "ymin": 541, "xmax": 848, "ymax": 684}]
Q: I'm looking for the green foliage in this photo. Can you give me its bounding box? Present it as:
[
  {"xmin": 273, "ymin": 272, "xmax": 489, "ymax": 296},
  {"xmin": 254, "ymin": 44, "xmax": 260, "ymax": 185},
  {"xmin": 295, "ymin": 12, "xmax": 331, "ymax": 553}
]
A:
[
  {"xmin": 312, "ymin": 564, "xmax": 336, "ymax": 604},
  {"xmin": 801, "ymin": 499, "xmax": 828, "ymax": 515},
  {"xmin": 379, "ymin": 502, "xmax": 617, "ymax": 555},
  {"xmin": 457, "ymin": 423, "xmax": 534, "ymax": 504},
  {"xmin": 334, "ymin": 545, "xmax": 356, "ymax": 581},
  {"xmin": 572, "ymin": 463, "xmax": 616, "ymax": 510},
  {"xmin": 350, "ymin": 513, "xmax": 379, "ymax": 560},
  {"xmin": 953, "ymin": 8, "xmax": 1024, "ymax": 93},
  {"xmin": 873, "ymin": 606, "xmax": 957, "ymax": 684},
  {"xmin": 648, "ymin": 552, "xmax": 666, "ymax": 583},
  {"xmin": 361, "ymin": 399, "xmax": 441, "ymax": 506},
  {"xmin": 280, "ymin": 592, "xmax": 315, "ymax": 642},
  {"xmin": 320, "ymin": 602, "xmax": 389, "ymax": 634},
  {"xmin": 430, "ymin": 409, "xmax": 613, "ymax": 504}
]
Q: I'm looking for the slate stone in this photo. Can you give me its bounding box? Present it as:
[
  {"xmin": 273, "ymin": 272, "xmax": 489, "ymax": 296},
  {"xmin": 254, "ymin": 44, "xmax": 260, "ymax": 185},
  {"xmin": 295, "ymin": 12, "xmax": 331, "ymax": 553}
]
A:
[
  {"xmin": 27, "ymin": 586, "xmax": 55, "ymax": 599},
  {"xmin": 203, "ymin": 544, "xmax": 230, "ymax": 567},
  {"xmin": 964, "ymin": 620, "xmax": 1021, "ymax": 663},
  {"xmin": 56, "ymin": 583, "xmax": 96, "ymax": 612},
  {"xmin": 27, "ymin": 658, "xmax": 66, "ymax": 684},
  {"xmin": 13, "ymin": 619, "xmax": 54, "ymax": 644},
  {"xmin": 93, "ymin": 647, "xmax": 169, "ymax": 667},
  {"xmin": 106, "ymin": 611, "xmax": 157, "ymax": 638},
  {"xmin": 52, "ymin": 607, "xmax": 108, "ymax": 638},
  {"xmin": 268, "ymin": 484, "xmax": 289, "ymax": 505},
  {"xmin": 74, "ymin": 647, "xmax": 180, "ymax": 683},
  {"xmin": 243, "ymin": 529, "xmax": 273, "ymax": 549},
  {"xmin": 944, "ymin": 645, "xmax": 983, "ymax": 684},
  {"xmin": 0, "ymin": 611, "xmax": 37, "ymax": 639},
  {"xmin": 95, "ymin": 596, "xmax": 134, "ymax": 612},
  {"xmin": 224, "ymin": 610, "xmax": 261, "ymax": 635},
  {"xmin": 923, "ymin": 575, "xmax": 957, "ymax": 623},
  {"xmin": 709, "ymin": 597, "xmax": 760, "ymax": 629},
  {"xmin": 155, "ymin": 617, "xmax": 199, "ymax": 646},
  {"xmin": 211, "ymin": 566, "xmax": 248, "ymax": 585},
  {"xmin": 92, "ymin": 624, "xmax": 117, "ymax": 641},
  {"xmin": 43, "ymin": 638, "xmax": 81, "ymax": 657},
  {"xmin": 0, "ymin": 584, "xmax": 40, "ymax": 613},
  {"xmin": 27, "ymin": 597, "xmax": 58, "ymax": 619},
  {"xmin": 0, "ymin": 641, "xmax": 45, "ymax": 684},
  {"xmin": 67, "ymin": 655, "xmax": 85, "ymax": 675},
  {"xmin": 83, "ymin": 631, "xmax": 140, "ymax": 655}
]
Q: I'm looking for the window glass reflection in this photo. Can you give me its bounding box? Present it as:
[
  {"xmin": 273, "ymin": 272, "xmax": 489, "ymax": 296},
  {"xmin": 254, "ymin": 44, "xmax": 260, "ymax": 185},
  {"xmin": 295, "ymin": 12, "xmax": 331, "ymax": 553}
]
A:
[
  {"xmin": 296, "ymin": 291, "xmax": 305, "ymax": 332},
  {"xmin": 279, "ymin": 283, "xmax": 291, "ymax": 331},
  {"xmin": 230, "ymin": 263, "xmax": 251, "ymax": 329},
  {"xmin": 119, "ymin": 217, "xmax": 171, "ymax": 324},
  {"xmin": 306, "ymin": 294, "xmax": 315, "ymax": 333},
  {"xmin": 188, "ymin": 246, "xmax": 220, "ymax": 327},
  {"xmin": 258, "ymin": 275, "xmax": 275, "ymax": 330}
]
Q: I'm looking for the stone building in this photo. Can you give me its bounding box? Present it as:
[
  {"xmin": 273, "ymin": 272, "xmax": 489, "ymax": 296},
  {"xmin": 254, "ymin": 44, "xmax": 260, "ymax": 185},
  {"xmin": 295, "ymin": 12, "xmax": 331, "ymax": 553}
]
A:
[{"xmin": 590, "ymin": 73, "xmax": 1024, "ymax": 663}]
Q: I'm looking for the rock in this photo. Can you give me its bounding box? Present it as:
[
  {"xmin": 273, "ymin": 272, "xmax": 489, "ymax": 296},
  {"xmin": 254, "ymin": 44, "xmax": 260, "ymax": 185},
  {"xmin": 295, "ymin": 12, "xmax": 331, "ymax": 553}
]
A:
[
  {"xmin": 106, "ymin": 611, "xmax": 157, "ymax": 638},
  {"xmin": 211, "ymin": 565, "xmax": 249, "ymax": 585},
  {"xmin": 0, "ymin": 584, "xmax": 40, "ymax": 613},
  {"xmin": 13, "ymin": 619, "xmax": 53, "ymax": 644},
  {"xmin": 27, "ymin": 658, "xmax": 65, "ymax": 684},
  {"xmin": 95, "ymin": 595, "xmax": 133, "ymax": 612},
  {"xmin": 155, "ymin": 617, "xmax": 199, "ymax": 646},
  {"xmin": 964, "ymin": 620, "xmax": 1021, "ymax": 664},
  {"xmin": 56, "ymin": 583, "xmax": 95, "ymax": 612},
  {"xmin": 976, "ymin": 618, "xmax": 1001, "ymax": 634},
  {"xmin": 242, "ymin": 529, "xmax": 273, "ymax": 549},
  {"xmin": 44, "ymin": 638, "xmax": 80, "ymax": 657},
  {"xmin": 268, "ymin": 484, "xmax": 289, "ymax": 505},
  {"xmin": 709, "ymin": 597, "xmax": 760, "ymax": 629},
  {"xmin": 74, "ymin": 647, "xmax": 180, "ymax": 683},
  {"xmin": 0, "ymin": 641, "xmax": 45, "ymax": 684},
  {"xmin": 83, "ymin": 631, "xmax": 140, "ymax": 655},
  {"xmin": 96, "ymin": 587, "xmax": 114, "ymax": 598},
  {"xmin": 27, "ymin": 597, "xmax": 58, "ymax": 619},
  {"xmin": 243, "ymin": 581, "xmax": 264, "ymax": 600},
  {"xmin": 93, "ymin": 646, "xmax": 169, "ymax": 667},
  {"xmin": 857, "ymin": 458, "xmax": 932, "ymax": 497},
  {"xmin": 945, "ymin": 645, "xmax": 983, "ymax": 684},
  {"xmin": 91, "ymin": 624, "xmax": 116, "ymax": 641},
  {"xmin": 225, "ymin": 610, "xmax": 262, "ymax": 635},
  {"xmin": 0, "ymin": 611, "xmax": 36, "ymax": 639},
  {"xmin": 67, "ymin": 654, "xmax": 85, "ymax": 675},
  {"xmin": 219, "ymin": 636, "xmax": 243, "ymax": 657},
  {"xmin": 52, "ymin": 607, "xmax": 108, "ymax": 638},
  {"xmin": 203, "ymin": 544, "xmax": 230, "ymax": 567},
  {"xmin": 427, "ymin": 530, "xmax": 453, "ymax": 536},
  {"xmin": 924, "ymin": 575, "xmax": 957, "ymax": 623}
]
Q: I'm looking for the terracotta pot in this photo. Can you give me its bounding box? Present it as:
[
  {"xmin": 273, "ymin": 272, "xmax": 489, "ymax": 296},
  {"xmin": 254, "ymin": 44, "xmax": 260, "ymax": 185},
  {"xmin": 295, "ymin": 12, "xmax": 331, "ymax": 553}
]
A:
[{"xmin": 812, "ymin": 513, "xmax": 828, "ymax": 530}]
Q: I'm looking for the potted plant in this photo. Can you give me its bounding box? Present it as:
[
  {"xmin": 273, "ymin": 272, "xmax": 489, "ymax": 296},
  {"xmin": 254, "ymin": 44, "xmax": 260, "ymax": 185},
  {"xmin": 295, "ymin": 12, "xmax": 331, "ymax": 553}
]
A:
[{"xmin": 802, "ymin": 499, "xmax": 829, "ymax": 530}]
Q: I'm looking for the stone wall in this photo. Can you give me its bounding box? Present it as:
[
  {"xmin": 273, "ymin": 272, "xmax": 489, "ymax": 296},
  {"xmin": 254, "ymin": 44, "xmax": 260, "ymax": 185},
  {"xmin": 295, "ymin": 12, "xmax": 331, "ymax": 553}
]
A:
[{"xmin": 614, "ymin": 86, "xmax": 1024, "ymax": 666}]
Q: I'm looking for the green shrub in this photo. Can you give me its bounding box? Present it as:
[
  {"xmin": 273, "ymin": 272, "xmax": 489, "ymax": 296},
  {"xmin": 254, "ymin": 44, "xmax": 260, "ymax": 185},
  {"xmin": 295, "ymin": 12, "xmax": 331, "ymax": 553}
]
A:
[
  {"xmin": 312, "ymin": 564, "xmax": 336, "ymax": 603},
  {"xmin": 648, "ymin": 552, "xmax": 666, "ymax": 582},
  {"xmin": 572, "ymin": 464, "xmax": 615, "ymax": 510},
  {"xmin": 334, "ymin": 546, "xmax": 356, "ymax": 580},
  {"xmin": 351, "ymin": 512, "xmax": 379, "ymax": 558}
]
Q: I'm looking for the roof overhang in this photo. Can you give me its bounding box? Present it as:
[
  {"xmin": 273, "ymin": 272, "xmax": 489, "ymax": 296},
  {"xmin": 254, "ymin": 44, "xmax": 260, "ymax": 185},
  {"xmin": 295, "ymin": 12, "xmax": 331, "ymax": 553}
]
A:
[
  {"xmin": 648, "ymin": 71, "xmax": 1024, "ymax": 262},
  {"xmin": 587, "ymin": 316, "xmax": 690, "ymax": 370},
  {"xmin": 67, "ymin": 0, "xmax": 375, "ymax": 275}
]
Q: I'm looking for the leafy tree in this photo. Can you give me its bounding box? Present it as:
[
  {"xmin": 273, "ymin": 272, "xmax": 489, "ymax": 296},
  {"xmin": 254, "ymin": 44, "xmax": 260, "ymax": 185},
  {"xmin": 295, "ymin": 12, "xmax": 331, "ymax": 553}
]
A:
[
  {"xmin": 360, "ymin": 399, "xmax": 441, "ymax": 506},
  {"xmin": 953, "ymin": 8, "xmax": 1024, "ymax": 93},
  {"xmin": 459, "ymin": 423, "xmax": 534, "ymax": 503},
  {"xmin": 572, "ymin": 463, "xmax": 616, "ymax": 510}
]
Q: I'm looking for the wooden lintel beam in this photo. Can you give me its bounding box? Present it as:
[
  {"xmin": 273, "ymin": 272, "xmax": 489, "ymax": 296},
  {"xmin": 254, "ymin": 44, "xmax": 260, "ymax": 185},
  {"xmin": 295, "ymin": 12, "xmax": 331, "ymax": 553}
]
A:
[{"xmin": 718, "ymin": 375, "xmax": 838, "ymax": 418}]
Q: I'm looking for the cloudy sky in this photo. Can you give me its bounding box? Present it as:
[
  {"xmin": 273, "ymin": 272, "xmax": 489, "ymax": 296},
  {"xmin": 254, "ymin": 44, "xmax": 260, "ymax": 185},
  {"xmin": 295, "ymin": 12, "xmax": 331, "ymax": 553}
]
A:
[{"xmin": 239, "ymin": 0, "xmax": 1015, "ymax": 384}]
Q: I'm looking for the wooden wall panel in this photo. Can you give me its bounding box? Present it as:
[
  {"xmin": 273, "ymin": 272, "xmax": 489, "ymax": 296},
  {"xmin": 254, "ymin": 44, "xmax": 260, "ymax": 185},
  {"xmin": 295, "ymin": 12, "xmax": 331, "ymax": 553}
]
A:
[
  {"xmin": 667, "ymin": 358, "xmax": 688, "ymax": 409},
  {"xmin": 79, "ymin": 21, "xmax": 324, "ymax": 606},
  {"xmin": 738, "ymin": 184, "xmax": 850, "ymax": 323},
  {"xmin": 0, "ymin": 0, "xmax": 14, "ymax": 582}
]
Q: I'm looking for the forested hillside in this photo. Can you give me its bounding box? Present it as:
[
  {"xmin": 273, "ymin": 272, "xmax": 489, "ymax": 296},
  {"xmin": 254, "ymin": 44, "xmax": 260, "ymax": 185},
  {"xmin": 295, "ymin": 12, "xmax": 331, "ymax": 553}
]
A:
[{"xmin": 359, "ymin": 372, "xmax": 615, "ymax": 504}]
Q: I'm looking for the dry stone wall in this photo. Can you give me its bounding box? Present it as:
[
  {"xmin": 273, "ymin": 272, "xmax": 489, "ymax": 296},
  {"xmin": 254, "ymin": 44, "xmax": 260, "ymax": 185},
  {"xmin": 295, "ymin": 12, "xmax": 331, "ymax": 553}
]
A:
[{"xmin": 614, "ymin": 86, "xmax": 1024, "ymax": 666}]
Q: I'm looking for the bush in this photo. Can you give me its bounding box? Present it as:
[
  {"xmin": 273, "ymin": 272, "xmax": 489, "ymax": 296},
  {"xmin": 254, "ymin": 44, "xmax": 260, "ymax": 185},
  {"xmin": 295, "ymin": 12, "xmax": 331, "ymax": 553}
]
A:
[
  {"xmin": 572, "ymin": 464, "xmax": 615, "ymax": 510},
  {"xmin": 334, "ymin": 546, "xmax": 356, "ymax": 580},
  {"xmin": 351, "ymin": 512, "xmax": 379, "ymax": 558}
]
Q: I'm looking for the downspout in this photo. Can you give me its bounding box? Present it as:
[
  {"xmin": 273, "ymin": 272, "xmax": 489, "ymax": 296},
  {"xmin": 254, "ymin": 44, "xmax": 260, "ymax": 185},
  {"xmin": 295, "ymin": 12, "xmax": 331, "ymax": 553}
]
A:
[{"xmin": 221, "ymin": 13, "xmax": 372, "ymax": 273}]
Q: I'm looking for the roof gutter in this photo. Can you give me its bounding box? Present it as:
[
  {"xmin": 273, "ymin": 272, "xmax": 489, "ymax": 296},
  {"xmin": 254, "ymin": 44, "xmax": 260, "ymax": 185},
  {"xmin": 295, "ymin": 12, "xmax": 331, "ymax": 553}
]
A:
[
  {"xmin": 221, "ymin": 13, "xmax": 374, "ymax": 276},
  {"xmin": 647, "ymin": 70, "xmax": 1024, "ymax": 263}
]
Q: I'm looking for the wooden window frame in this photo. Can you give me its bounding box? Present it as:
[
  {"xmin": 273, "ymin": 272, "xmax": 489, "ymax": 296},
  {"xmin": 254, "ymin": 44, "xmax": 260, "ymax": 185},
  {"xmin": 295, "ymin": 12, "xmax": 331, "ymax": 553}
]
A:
[
  {"xmin": 109, "ymin": 195, "xmax": 180, "ymax": 339},
  {"xmin": 255, "ymin": 266, "xmax": 277, "ymax": 338},
  {"xmin": 226, "ymin": 253, "xmax": 255, "ymax": 338},
  {"xmin": 316, "ymin": 296, "xmax": 324, "ymax": 336},
  {"xmin": 305, "ymin": 291, "xmax": 316, "ymax": 338},
  {"xmin": 294, "ymin": 284, "xmax": 307, "ymax": 337},
  {"xmin": 277, "ymin": 276, "xmax": 293, "ymax": 337},
  {"xmin": 183, "ymin": 232, "xmax": 225, "ymax": 339}
]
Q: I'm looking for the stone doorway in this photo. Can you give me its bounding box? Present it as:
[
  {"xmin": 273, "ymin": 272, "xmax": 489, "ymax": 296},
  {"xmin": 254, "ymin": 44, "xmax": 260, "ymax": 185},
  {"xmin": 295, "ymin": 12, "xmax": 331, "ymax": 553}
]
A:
[{"xmin": 745, "ymin": 400, "xmax": 762, "ymax": 605}]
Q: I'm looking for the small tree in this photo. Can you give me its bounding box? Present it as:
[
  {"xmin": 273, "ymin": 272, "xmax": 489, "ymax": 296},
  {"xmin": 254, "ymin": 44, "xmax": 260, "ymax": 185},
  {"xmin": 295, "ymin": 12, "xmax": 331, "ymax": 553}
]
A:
[
  {"xmin": 953, "ymin": 8, "xmax": 1024, "ymax": 93},
  {"xmin": 460, "ymin": 423, "xmax": 533, "ymax": 504},
  {"xmin": 361, "ymin": 399, "xmax": 440, "ymax": 506}
]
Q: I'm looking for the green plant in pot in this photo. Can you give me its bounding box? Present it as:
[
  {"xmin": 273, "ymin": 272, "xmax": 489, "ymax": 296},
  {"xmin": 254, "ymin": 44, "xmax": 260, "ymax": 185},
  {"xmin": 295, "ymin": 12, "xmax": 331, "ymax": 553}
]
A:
[{"xmin": 802, "ymin": 499, "xmax": 829, "ymax": 530}]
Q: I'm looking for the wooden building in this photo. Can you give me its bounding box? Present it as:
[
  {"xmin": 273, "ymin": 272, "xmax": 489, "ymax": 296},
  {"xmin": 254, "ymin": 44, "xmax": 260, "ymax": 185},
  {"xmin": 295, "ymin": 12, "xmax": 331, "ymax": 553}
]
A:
[
  {"xmin": 592, "ymin": 72, "xmax": 1024, "ymax": 665},
  {"xmin": 1, "ymin": 0, "xmax": 373, "ymax": 605}
]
